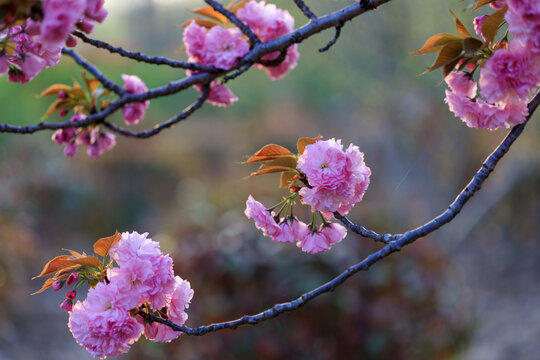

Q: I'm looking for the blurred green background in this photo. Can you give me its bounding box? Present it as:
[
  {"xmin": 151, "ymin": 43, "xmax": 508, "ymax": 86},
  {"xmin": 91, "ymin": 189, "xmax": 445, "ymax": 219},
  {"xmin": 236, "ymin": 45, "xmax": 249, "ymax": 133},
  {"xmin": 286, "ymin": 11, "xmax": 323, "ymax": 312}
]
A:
[{"xmin": 0, "ymin": 0, "xmax": 539, "ymax": 359}]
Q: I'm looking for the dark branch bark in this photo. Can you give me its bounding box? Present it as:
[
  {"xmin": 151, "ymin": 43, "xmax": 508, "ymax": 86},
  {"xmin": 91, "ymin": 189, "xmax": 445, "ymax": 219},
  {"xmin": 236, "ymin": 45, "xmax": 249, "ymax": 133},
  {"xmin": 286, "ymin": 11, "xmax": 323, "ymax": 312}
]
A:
[
  {"xmin": 293, "ymin": 0, "xmax": 317, "ymax": 20},
  {"xmin": 333, "ymin": 212, "xmax": 401, "ymax": 243},
  {"xmin": 101, "ymin": 85, "xmax": 210, "ymax": 138},
  {"xmin": 62, "ymin": 48, "xmax": 125, "ymax": 95},
  {"xmin": 204, "ymin": 0, "xmax": 261, "ymax": 45},
  {"xmin": 319, "ymin": 26, "xmax": 342, "ymax": 52},
  {"xmin": 72, "ymin": 31, "xmax": 220, "ymax": 73},
  {"xmin": 142, "ymin": 91, "xmax": 540, "ymax": 336}
]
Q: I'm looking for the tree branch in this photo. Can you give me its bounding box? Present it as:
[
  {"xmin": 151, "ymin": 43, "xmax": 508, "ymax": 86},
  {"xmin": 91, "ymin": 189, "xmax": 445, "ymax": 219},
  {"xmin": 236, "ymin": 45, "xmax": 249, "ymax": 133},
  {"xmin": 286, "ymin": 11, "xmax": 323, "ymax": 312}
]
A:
[
  {"xmin": 0, "ymin": 0, "xmax": 394, "ymax": 135},
  {"xmin": 142, "ymin": 91, "xmax": 540, "ymax": 336},
  {"xmin": 72, "ymin": 31, "xmax": 220, "ymax": 73},
  {"xmin": 204, "ymin": 0, "xmax": 261, "ymax": 45},
  {"xmin": 61, "ymin": 48, "xmax": 125, "ymax": 95},
  {"xmin": 293, "ymin": 0, "xmax": 317, "ymax": 20},
  {"xmin": 318, "ymin": 25, "xmax": 342, "ymax": 52},
  {"xmin": 333, "ymin": 212, "xmax": 401, "ymax": 243},
  {"xmin": 101, "ymin": 85, "xmax": 210, "ymax": 138}
]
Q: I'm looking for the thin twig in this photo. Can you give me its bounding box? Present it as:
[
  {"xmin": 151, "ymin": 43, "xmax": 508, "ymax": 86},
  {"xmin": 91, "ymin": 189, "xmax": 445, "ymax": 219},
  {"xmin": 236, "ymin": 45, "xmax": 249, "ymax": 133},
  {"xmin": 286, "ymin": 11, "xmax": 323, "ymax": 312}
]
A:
[
  {"xmin": 142, "ymin": 91, "xmax": 540, "ymax": 336},
  {"xmin": 334, "ymin": 212, "xmax": 401, "ymax": 243},
  {"xmin": 204, "ymin": 0, "xmax": 261, "ymax": 45},
  {"xmin": 102, "ymin": 85, "xmax": 210, "ymax": 138},
  {"xmin": 318, "ymin": 26, "xmax": 342, "ymax": 52},
  {"xmin": 293, "ymin": 0, "xmax": 317, "ymax": 20},
  {"xmin": 257, "ymin": 50, "xmax": 287, "ymax": 67},
  {"xmin": 62, "ymin": 48, "xmax": 125, "ymax": 95},
  {"xmin": 223, "ymin": 62, "xmax": 253, "ymax": 83},
  {"xmin": 72, "ymin": 31, "xmax": 220, "ymax": 73}
]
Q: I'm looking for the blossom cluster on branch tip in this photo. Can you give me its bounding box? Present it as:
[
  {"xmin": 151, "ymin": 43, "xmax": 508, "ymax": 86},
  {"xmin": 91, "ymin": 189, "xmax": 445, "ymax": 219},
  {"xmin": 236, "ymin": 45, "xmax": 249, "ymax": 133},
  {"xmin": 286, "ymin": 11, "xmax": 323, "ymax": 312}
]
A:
[
  {"xmin": 182, "ymin": 0, "xmax": 299, "ymax": 106},
  {"xmin": 414, "ymin": 0, "xmax": 540, "ymax": 130},
  {"xmin": 0, "ymin": 0, "xmax": 107, "ymax": 83},
  {"xmin": 33, "ymin": 231, "xmax": 193, "ymax": 359},
  {"xmin": 244, "ymin": 137, "xmax": 370, "ymax": 254}
]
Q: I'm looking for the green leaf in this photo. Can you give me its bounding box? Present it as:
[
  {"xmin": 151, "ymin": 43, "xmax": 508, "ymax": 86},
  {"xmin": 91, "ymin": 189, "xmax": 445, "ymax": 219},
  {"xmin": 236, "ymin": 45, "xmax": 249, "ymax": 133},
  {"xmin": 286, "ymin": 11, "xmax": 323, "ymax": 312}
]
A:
[
  {"xmin": 482, "ymin": 6, "xmax": 507, "ymax": 44},
  {"xmin": 410, "ymin": 33, "xmax": 463, "ymax": 55}
]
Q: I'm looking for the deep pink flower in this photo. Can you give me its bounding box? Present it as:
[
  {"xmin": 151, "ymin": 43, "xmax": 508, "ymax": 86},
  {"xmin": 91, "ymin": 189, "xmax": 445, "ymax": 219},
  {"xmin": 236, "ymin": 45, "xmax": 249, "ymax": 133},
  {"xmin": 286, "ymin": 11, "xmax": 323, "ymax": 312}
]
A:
[
  {"xmin": 473, "ymin": 15, "xmax": 489, "ymax": 40},
  {"xmin": 298, "ymin": 139, "xmax": 371, "ymax": 214},
  {"xmin": 66, "ymin": 273, "xmax": 79, "ymax": 286},
  {"xmin": 64, "ymin": 142, "xmax": 78, "ymax": 157},
  {"xmin": 505, "ymin": 0, "xmax": 540, "ymax": 45},
  {"xmin": 68, "ymin": 283, "xmax": 143, "ymax": 358},
  {"xmin": 321, "ymin": 223, "xmax": 347, "ymax": 246},
  {"xmin": 40, "ymin": 0, "xmax": 86, "ymax": 47},
  {"xmin": 298, "ymin": 231, "xmax": 330, "ymax": 254},
  {"xmin": 202, "ymin": 26, "xmax": 249, "ymax": 70},
  {"xmin": 60, "ymin": 299, "xmax": 73, "ymax": 312},
  {"xmin": 122, "ymin": 74, "xmax": 150, "ymax": 125},
  {"xmin": 84, "ymin": 0, "xmax": 108, "ymax": 23},
  {"xmin": 479, "ymin": 40, "xmax": 540, "ymax": 104},
  {"xmin": 52, "ymin": 279, "xmax": 63, "ymax": 291},
  {"xmin": 261, "ymin": 44, "xmax": 300, "ymax": 80},
  {"xmin": 273, "ymin": 220, "xmax": 296, "ymax": 244},
  {"xmin": 66, "ymin": 289, "xmax": 77, "ymax": 300}
]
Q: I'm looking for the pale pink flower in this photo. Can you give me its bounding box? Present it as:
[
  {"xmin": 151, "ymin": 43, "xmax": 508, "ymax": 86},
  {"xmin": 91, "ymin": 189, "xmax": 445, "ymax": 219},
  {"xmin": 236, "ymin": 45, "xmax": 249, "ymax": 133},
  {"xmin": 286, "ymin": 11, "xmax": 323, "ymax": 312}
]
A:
[
  {"xmin": 479, "ymin": 40, "xmax": 540, "ymax": 104},
  {"xmin": 202, "ymin": 26, "xmax": 249, "ymax": 70},
  {"xmin": 320, "ymin": 223, "xmax": 347, "ymax": 246},
  {"xmin": 68, "ymin": 283, "xmax": 143, "ymax": 358},
  {"xmin": 505, "ymin": 0, "xmax": 540, "ymax": 44},
  {"xmin": 445, "ymin": 71, "xmax": 477, "ymax": 99},
  {"xmin": 109, "ymin": 232, "xmax": 176, "ymax": 309},
  {"xmin": 237, "ymin": 1, "xmax": 299, "ymax": 79},
  {"xmin": 122, "ymin": 74, "xmax": 150, "ymax": 125},
  {"xmin": 245, "ymin": 195, "xmax": 281, "ymax": 238},
  {"xmin": 273, "ymin": 220, "xmax": 296, "ymax": 244},
  {"xmin": 84, "ymin": 0, "xmax": 108, "ymax": 23},
  {"xmin": 144, "ymin": 276, "xmax": 193, "ymax": 343},
  {"xmin": 206, "ymin": 79, "xmax": 239, "ymax": 107},
  {"xmin": 298, "ymin": 231, "xmax": 330, "ymax": 254},
  {"xmin": 298, "ymin": 139, "xmax": 371, "ymax": 214}
]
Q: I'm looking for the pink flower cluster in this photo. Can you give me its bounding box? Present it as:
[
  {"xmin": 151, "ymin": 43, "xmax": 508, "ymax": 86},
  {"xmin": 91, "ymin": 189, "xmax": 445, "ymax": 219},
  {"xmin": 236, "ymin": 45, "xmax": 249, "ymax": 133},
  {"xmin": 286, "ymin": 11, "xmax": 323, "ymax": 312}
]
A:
[
  {"xmin": 52, "ymin": 113, "xmax": 116, "ymax": 158},
  {"xmin": 445, "ymin": 0, "xmax": 540, "ymax": 130},
  {"xmin": 298, "ymin": 139, "xmax": 371, "ymax": 215},
  {"xmin": 245, "ymin": 195, "xmax": 347, "ymax": 254},
  {"xmin": 182, "ymin": 1, "xmax": 299, "ymax": 106},
  {"xmin": 237, "ymin": 0, "xmax": 299, "ymax": 80},
  {"xmin": 0, "ymin": 0, "xmax": 107, "ymax": 84},
  {"xmin": 68, "ymin": 232, "xmax": 194, "ymax": 358},
  {"xmin": 183, "ymin": 21, "xmax": 249, "ymax": 107},
  {"xmin": 121, "ymin": 74, "xmax": 150, "ymax": 125}
]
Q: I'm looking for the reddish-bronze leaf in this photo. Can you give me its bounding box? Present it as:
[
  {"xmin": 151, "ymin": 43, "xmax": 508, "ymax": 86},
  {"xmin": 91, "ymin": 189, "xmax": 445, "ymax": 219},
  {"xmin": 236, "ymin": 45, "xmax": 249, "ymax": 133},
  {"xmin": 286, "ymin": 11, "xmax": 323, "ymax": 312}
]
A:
[
  {"xmin": 70, "ymin": 256, "xmax": 102, "ymax": 269},
  {"xmin": 245, "ymin": 144, "xmax": 293, "ymax": 163},
  {"xmin": 463, "ymin": 37, "xmax": 484, "ymax": 56},
  {"xmin": 81, "ymin": 71, "xmax": 101, "ymax": 94},
  {"xmin": 248, "ymin": 166, "xmax": 295, "ymax": 178},
  {"xmin": 450, "ymin": 10, "xmax": 471, "ymax": 37},
  {"xmin": 31, "ymin": 278, "xmax": 57, "ymax": 295},
  {"xmin": 94, "ymin": 231, "xmax": 121, "ymax": 258},
  {"xmin": 189, "ymin": 6, "xmax": 228, "ymax": 24},
  {"xmin": 182, "ymin": 17, "xmax": 222, "ymax": 29},
  {"xmin": 265, "ymin": 156, "xmax": 297, "ymax": 169},
  {"xmin": 280, "ymin": 171, "xmax": 296, "ymax": 188},
  {"xmin": 297, "ymin": 136, "xmax": 322, "ymax": 154},
  {"xmin": 33, "ymin": 255, "xmax": 73, "ymax": 279},
  {"xmin": 482, "ymin": 6, "xmax": 507, "ymax": 44},
  {"xmin": 231, "ymin": 0, "xmax": 248, "ymax": 14},
  {"xmin": 410, "ymin": 33, "xmax": 464, "ymax": 55},
  {"xmin": 39, "ymin": 84, "xmax": 73, "ymax": 97},
  {"xmin": 473, "ymin": 0, "xmax": 496, "ymax": 11},
  {"xmin": 427, "ymin": 42, "xmax": 464, "ymax": 72}
]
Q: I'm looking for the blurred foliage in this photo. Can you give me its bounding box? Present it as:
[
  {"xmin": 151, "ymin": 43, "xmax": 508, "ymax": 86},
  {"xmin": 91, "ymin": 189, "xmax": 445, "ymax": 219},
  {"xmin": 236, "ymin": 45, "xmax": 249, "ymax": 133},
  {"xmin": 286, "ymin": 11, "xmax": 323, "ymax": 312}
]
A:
[{"xmin": 0, "ymin": 0, "xmax": 538, "ymax": 359}]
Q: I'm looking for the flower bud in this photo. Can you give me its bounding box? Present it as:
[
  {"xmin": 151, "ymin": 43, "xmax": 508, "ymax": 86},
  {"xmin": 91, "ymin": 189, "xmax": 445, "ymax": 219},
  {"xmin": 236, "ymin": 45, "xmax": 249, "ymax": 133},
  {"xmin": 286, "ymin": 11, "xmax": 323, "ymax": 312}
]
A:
[
  {"xmin": 60, "ymin": 109, "xmax": 68, "ymax": 117},
  {"xmin": 58, "ymin": 90, "xmax": 67, "ymax": 99},
  {"xmin": 60, "ymin": 299, "xmax": 73, "ymax": 312},
  {"xmin": 66, "ymin": 290, "xmax": 76, "ymax": 300},
  {"xmin": 52, "ymin": 279, "xmax": 64, "ymax": 291},
  {"xmin": 66, "ymin": 272, "xmax": 79, "ymax": 286}
]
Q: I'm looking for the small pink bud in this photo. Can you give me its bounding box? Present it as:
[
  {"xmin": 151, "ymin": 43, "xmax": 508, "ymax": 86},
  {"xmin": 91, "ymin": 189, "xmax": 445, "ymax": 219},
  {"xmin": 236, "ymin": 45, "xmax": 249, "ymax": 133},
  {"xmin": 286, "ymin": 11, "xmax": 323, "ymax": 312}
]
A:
[
  {"xmin": 65, "ymin": 35, "xmax": 78, "ymax": 48},
  {"xmin": 60, "ymin": 109, "xmax": 68, "ymax": 117},
  {"xmin": 66, "ymin": 272, "xmax": 79, "ymax": 286},
  {"xmin": 58, "ymin": 90, "xmax": 67, "ymax": 99},
  {"xmin": 52, "ymin": 280, "xmax": 63, "ymax": 291},
  {"xmin": 60, "ymin": 299, "xmax": 73, "ymax": 312},
  {"xmin": 66, "ymin": 290, "xmax": 76, "ymax": 300}
]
